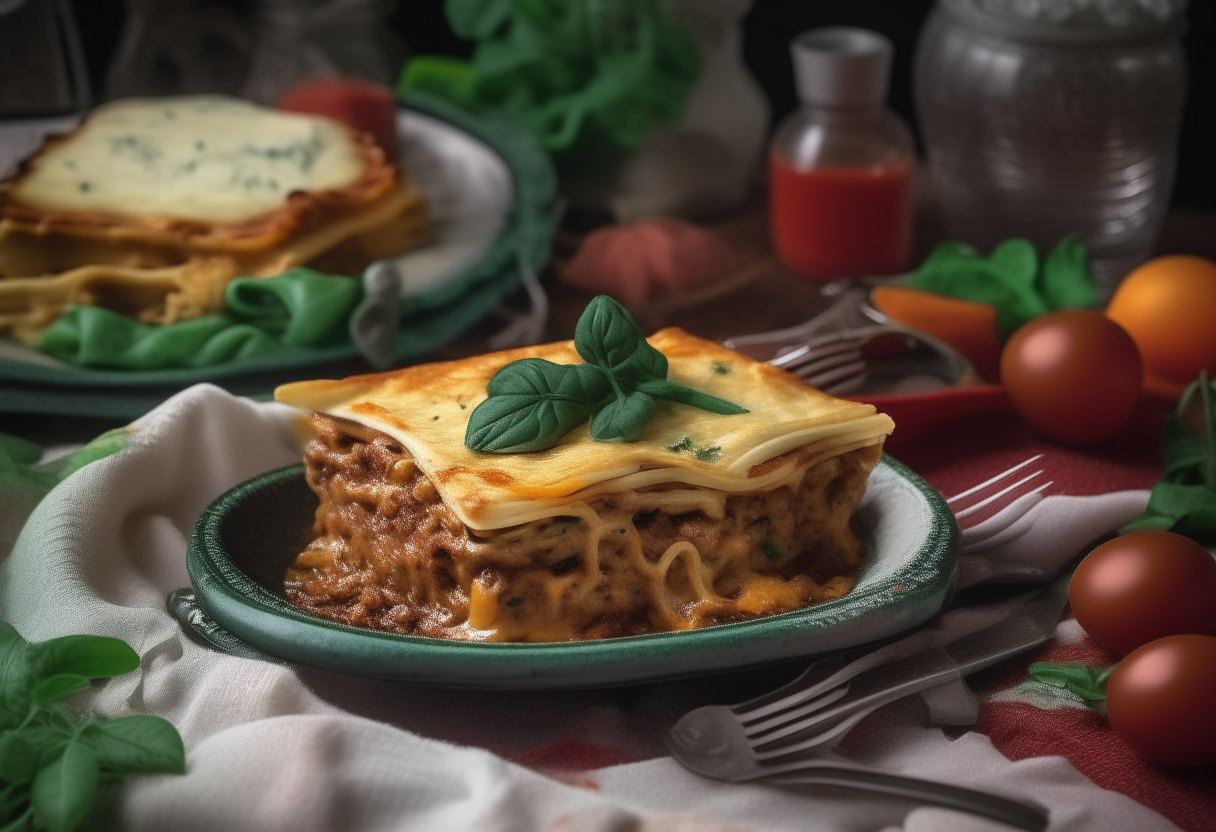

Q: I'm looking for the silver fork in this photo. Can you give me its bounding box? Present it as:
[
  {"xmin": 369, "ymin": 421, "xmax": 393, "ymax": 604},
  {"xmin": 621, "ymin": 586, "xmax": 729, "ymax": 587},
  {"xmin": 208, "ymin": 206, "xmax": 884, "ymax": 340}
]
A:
[
  {"xmin": 949, "ymin": 454, "xmax": 1054, "ymax": 555},
  {"xmin": 667, "ymin": 568, "xmax": 1070, "ymax": 832},
  {"xmin": 724, "ymin": 287, "xmax": 976, "ymax": 395},
  {"xmin": 665, "ymin": 462, "xmax": 1065, "ymax": 830}
]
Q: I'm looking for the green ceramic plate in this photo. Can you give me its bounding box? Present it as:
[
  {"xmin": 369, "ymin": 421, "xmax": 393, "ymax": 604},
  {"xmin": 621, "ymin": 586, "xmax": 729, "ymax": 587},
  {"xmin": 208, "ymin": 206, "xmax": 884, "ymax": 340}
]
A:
[
  {"xmin": 0, "ymin": 93, "xmax": 555, "ymax": 417},
  {"xmin": 186, "ymin": 455, "xmax": 957, "ymax": 689}
]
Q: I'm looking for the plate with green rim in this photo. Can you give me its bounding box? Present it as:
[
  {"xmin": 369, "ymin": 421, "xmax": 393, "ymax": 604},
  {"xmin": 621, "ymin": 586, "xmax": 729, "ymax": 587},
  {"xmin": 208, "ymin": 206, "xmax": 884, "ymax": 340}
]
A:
[
  {"xmin": 0, "ymin": 91, "xmax": 556, "ymax": 418},
  {"xmin": 185, "ymin": 454, "xmax": 958, "ymax": 689}
]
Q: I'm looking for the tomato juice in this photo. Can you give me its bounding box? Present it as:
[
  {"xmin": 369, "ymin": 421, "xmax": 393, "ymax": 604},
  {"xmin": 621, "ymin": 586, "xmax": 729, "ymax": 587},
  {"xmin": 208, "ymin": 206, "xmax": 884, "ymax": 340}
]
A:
[{"xmin": 769, "ymin": 153, "xmax": 912, "ymax": 280}]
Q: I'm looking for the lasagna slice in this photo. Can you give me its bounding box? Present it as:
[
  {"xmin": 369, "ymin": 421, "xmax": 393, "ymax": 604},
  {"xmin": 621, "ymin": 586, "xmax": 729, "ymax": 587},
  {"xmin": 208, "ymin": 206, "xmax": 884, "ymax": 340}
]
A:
[
  {"xmin": 0, "ymin": 95, "xmax": 429, "ymax": 343},
  {"xmin": 274, "ymin": 328, "xmax": 895, "ymax": 642}
]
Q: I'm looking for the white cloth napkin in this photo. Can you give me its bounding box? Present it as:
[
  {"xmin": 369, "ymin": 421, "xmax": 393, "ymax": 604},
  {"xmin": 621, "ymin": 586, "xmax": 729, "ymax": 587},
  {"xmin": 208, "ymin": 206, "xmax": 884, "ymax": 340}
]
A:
[{"xmin": 0, "ymin": 385, "xmax": 1179, "ymax": 832}]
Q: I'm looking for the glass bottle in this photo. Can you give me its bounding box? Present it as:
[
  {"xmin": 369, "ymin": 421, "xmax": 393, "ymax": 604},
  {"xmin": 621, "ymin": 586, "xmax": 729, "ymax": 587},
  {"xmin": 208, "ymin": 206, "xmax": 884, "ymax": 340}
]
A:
[
  {"xmin": 914, "ymin": 0, "xmax": 1188, "ymax": 295},
  {"xmin": 769, "ymin": 27, "xmax": 916, "ymax": 281}
]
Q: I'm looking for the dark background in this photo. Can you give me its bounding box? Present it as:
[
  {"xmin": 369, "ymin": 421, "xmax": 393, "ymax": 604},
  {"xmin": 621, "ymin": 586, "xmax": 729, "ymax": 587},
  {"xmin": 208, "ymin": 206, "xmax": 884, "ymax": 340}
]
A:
[{"xmin": 69, "ymin": 0, "xmax": 1216, "ymax": 211}]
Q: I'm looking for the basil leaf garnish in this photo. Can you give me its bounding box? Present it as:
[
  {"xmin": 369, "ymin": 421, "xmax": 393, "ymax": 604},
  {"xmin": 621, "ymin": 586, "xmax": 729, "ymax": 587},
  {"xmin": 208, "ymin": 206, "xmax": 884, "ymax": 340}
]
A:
[
  {"xmin": 465, "ymin": 359, "xmax": 611, "ymax": 452},
  {"xmin": 590, "ymin": 390, "xmax": 658, "ymax": 443},
  {"xmin": 574, "ymin": 295, "xmax": 668, "ymax": 383},
  {"xmin": 636, "ymin": 379, "xmax": 748, "ymax": 416},
  {"xmin": 466, "ymin": 295, "xmax": 747, "ymax": 453}
]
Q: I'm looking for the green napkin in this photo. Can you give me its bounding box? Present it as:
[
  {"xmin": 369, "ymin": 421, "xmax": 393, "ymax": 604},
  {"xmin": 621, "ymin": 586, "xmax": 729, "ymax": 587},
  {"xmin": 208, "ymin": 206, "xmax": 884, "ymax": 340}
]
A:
[{"xmin": 37, "ymin": 268, "xmax": 363, "ymax": 371}]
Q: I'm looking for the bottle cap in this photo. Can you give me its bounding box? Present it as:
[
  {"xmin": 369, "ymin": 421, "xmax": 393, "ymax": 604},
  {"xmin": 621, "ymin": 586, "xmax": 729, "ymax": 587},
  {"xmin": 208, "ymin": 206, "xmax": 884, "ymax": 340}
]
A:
[{"xmin": 791, "ymin": 27, "xmax": 893, "ymax": 108}]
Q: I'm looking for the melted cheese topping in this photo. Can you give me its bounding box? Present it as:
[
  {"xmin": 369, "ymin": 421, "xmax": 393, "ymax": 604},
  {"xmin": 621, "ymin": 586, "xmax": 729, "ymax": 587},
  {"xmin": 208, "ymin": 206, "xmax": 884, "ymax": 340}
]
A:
[
  {"xmin": 275, "ymin": 329, "xmax": 894, "ymax": 530},
  {"xmin": 10, "ymin": 96, "xmax": 366, "ymax": 224}
]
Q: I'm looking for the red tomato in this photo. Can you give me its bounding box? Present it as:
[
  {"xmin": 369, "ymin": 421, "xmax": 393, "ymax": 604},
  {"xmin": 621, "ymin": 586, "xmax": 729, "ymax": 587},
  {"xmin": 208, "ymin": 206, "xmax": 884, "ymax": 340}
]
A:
[
  {"xmin": 277, "ymin": 76, "xmax": 398, "ymax": 161},
  {"xmin": 1105, "ymin": 634, "xmax": 1216, "ymax": 766},
  {"xmin": 999, "ymin": 310, "xmax": 1141, "ymax": 444},
  {"xmin": 1069, "ymin": 531, "xmax": 1216, "ymax": 654}
]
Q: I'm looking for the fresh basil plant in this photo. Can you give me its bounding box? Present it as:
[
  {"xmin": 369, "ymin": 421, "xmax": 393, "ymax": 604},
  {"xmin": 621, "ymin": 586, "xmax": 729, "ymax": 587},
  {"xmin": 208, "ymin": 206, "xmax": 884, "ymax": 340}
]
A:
[
  {"xmin": 465, "ymin": 295, "xmax": 746, "ymax": 453},
  {"xmin": 0, "ymin": 621, "xmax": 185, "ymax": 832}
]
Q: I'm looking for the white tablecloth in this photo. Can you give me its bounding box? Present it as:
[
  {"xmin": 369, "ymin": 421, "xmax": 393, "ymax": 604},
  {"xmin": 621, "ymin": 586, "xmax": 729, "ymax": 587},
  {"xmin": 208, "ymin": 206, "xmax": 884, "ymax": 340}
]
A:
[{"xmin": 0, "ymin": 385, "xmax": 1178, "ymax": 831}]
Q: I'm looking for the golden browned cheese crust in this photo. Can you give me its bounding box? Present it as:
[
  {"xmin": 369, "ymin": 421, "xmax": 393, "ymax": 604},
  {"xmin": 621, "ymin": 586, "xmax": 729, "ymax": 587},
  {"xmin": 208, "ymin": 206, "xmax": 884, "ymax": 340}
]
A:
[{"xmin": 284, "ymin": 414, "xmax": 881, "ymax": 642}]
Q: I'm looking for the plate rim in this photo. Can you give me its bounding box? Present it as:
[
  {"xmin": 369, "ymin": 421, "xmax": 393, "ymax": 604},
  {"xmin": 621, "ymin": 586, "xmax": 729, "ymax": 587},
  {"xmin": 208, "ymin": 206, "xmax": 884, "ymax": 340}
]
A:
[{"xmin": 186, "ymin": 454, "xmax": 959, "ymax": 689}]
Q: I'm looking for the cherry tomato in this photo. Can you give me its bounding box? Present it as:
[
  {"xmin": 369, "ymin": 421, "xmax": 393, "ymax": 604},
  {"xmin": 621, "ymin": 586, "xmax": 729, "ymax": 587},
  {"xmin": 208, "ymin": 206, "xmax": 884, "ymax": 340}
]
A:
[
  {"xmin": 1000, "ymin": 310, "xmax": 1141, "ymax": 444},
  {"xmin": 1105, "ymin": 634, "xmax": 1216, "ymax": 767},
  {"xmin": 277, "ymin": 76, "xmax": 398, "ymax": 161},
  {"xmin": 1069, "ymin": 531, "xmax": 1216, "ymax": 654}
]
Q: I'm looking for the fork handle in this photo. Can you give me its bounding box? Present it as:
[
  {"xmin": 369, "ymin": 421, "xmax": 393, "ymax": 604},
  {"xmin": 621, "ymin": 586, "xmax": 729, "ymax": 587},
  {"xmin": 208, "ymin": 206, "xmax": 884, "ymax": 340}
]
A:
[{"xmin": 764, "ymin": 765, "xmax": 1049, "ymax": 832}]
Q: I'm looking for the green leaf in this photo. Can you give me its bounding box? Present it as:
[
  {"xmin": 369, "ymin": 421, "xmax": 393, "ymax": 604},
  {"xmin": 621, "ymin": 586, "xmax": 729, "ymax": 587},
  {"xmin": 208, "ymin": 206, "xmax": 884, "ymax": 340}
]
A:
[
  {"xmin": 636, "ymin": 379, "xmax": 749, "ymax": 415},
  {"xmin": 445, "ymin": 0, "xmax": 516, "ymax": 40},
  {"xmin": 1028, "ymin": 661, "xmax": 1113, "ymax": 701},
  {"xmin": 466, "ymin": 296, "xmax": 745, "ymax": 452},
  {"xmin": 0, "ymin": 725, "xmax": 62, "ymax": 783},
  {"xmin": 903, "ymin": 238, "xmax": 1063, "ymax": 337},
  {"xmin": 0, "ymin": 434, "xmax": 41, "ymax": 466},
  {"xmin": 590, "ymin": 390, "xmax": 658, "ymax": 442},
  {"xmin": 465, "ymin": 360, "xmax": 609, "ymax": 452},
  {"xmin": 52, "ymin": 429, "xmax": 128, "ymax": 482},
  {"xmin": 29, "ymin": 636, "xmax": 138, "ymax": 683},
  {"xmin": 574, "ymin": 295, "xmax": 666, "ymax": 383},
  {"xmin": 81, "ymin": 716, "xmax": 185, "ymax": 775},
  {"xmin": 30, "ymin": 676, "xmax": 90, "ymax": 709},
  {"xmin": 0, "ymin": 622, "xmax": 36, "ymax": 731},
  {"xmin": 1039, "ymin": 235, "xmax": 1099, "ymax": 311},
  {"xmin": 989, "ymin": 238, "xmax": 1039, "ymax": 286},
  {"xmin": 31, "ymin": 741, "xmax": 98, "ymax": 832},
  {"xmin": 1124, "ymin": 373, "xmax": 1216, "ymax": 545},
  {"xmin": 398, "ymin": 56, "xmax": 479, "ymax": 107}
]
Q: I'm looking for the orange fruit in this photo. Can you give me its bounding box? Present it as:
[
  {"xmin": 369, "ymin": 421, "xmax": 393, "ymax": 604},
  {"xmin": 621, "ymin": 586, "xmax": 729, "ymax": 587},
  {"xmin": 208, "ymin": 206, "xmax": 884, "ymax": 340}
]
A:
[{"xmin": 1106, "ymin": 255, "xmax": 1216, "ymax": 397}]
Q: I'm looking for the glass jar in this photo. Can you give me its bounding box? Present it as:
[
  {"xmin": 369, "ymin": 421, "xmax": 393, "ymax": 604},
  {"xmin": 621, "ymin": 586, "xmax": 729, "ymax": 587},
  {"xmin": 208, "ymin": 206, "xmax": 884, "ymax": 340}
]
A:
[
  {"xmin": 914, "ymin": 0, "xmax": 1189, "ymax": 294},
  {"xmin": 769, "ymin": 28, "xmax": 916, "ymax": 281}
]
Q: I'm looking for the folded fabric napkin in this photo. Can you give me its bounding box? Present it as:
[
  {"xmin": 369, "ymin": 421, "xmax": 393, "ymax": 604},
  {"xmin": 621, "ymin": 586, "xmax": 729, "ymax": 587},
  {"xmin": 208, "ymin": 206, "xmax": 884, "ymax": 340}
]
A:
[
  {"xmin": 0, "ymin": 385, "xmax": 1193, "ymax": 832},
  {"xmin": 36, "ymin": 269, "xmax": 365, "ymax": 371}
]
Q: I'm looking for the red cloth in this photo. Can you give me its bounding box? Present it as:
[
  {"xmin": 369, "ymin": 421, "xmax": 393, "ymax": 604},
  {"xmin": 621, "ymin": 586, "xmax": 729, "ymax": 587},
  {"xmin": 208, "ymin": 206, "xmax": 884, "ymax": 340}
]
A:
[
  {"xmin": 511, "ymin": 397, "xmax": 1212, "ymax": 828},
  {"xmin": 898, "ymin": 402, "xmax": 1216, "ymax": 832}
]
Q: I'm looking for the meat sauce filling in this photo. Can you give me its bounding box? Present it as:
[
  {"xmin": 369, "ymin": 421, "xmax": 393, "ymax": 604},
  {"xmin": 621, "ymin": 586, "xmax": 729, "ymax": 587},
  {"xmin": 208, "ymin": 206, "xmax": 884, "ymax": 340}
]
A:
[{"xmin": 284, "ymin": 413, "xmax": 879, "ymax": 642}]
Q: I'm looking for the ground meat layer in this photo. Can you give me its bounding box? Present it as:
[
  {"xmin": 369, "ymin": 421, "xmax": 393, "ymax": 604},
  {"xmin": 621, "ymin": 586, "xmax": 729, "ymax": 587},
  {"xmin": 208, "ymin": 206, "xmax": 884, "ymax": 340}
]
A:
[{"xmin": 284, "ymin": 413, "xmax": 881, "ymax": 642}]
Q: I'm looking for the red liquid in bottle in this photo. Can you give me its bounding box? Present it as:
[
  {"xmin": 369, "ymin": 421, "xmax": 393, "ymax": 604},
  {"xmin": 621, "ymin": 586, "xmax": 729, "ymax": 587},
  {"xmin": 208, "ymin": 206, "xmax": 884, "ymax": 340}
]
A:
[{"xmin": 769, "ymin": 153, "xmax": 913, "ymax": 279}]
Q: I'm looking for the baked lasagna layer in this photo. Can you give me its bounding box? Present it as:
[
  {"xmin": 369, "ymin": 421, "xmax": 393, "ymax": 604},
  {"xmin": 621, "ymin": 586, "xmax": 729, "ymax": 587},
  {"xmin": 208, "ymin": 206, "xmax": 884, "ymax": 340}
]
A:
[
  {"xmin": 285, "ymin": 414, "xmax": 882, "ymax": 642},
  {"xmin": 275, "ymin": 328, "xmax": 895, "ymax": 530},
  {"xmin": 0, "ymin": 95, "xmax": 430, "ymax": 342}
]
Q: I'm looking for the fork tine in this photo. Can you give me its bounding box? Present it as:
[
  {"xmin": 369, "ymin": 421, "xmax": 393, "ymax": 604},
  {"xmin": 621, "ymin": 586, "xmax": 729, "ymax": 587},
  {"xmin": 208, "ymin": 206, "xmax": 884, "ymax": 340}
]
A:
[
  {"xmin": 946, "ymin": 454, "xmax": 1044, "ymax": 504},
  {"xmin": 771, "ymin": 335, "xmax": 865, "ymax": 370},
  {"xmin": 821, "ymin": 372, "xmax": 866, "ymax": 397},
  {"xmin": 741, "ymin": 685, "xmax": 852, "ymax": 735},
  {"xmin": 752, "ymin": 710, "xmax": 871, "ymax": 759},
  {"xmin": 958, "ymin": 483, "xmax": 1052, "ymax": 550},
  {"xmin": 797, "ymin": 355, "xmax": 865, "ymax": 388},
  {"xmin": 953, "ymin": 471, "xmax": 1048, "ymax": 521}
]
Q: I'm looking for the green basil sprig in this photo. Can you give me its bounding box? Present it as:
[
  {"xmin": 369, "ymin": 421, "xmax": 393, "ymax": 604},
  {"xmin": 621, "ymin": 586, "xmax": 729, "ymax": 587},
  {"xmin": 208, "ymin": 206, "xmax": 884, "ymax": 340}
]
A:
[
  {"xmin": 465, "ymin": 295, "xmax": 747, "ymax": 453},
  {"xmin": 1028, "ymin": 660, "xmax": 1114, "ymax": 704},
  {"xmin": 903, "ymin": 235, "xmax": 1099, "ymax": 338},
  {"xmin": 0, "ymin": 620, "xmax": 185, "ymax": 832},
  {"xmin": 1124, "ymin": 371, "xmax": 1216, "ymax": 545}
]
